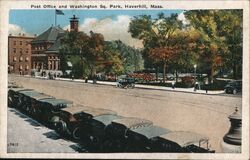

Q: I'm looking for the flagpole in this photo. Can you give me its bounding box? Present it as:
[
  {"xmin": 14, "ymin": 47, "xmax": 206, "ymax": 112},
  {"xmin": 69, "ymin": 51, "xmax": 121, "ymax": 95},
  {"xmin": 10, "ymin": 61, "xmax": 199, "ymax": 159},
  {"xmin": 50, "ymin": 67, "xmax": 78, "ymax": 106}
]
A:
[{"xmin": 55, "ymin": 10, "xmax": 57, "ymax": 26}]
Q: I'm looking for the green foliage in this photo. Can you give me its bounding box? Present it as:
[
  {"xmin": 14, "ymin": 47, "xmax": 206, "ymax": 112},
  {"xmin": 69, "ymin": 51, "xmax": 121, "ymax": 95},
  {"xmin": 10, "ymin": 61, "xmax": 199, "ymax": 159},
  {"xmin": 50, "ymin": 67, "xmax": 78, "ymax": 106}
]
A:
[
  {"xmin": 105, "ymin": 40, "xmax": 144, "ymax": 74},
  {"xmin": 59, "ymin": 31, "xmax": 125, "ymax": 77},
  {"xmin": 184, "ymin": 10, "xmax": 243, "ymax": 80}
]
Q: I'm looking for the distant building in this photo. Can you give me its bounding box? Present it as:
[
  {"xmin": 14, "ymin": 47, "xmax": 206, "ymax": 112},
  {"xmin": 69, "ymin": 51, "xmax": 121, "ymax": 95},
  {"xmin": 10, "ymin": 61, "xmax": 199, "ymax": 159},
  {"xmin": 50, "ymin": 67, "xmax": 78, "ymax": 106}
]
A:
[
  {"xmin": 8, "ymin": 34, "xmax": 34, "ymax": 75},
  {"xmin": 31, "ymin": 15, "xmax": 79, "ymax": 72}
]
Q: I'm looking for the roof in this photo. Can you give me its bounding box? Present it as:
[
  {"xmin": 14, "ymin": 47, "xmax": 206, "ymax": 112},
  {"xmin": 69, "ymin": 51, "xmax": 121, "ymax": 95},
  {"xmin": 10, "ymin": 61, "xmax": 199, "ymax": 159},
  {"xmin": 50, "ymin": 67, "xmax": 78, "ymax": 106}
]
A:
[
  {"xmin": 18, "ymin": 90, "xmax": 43, "ymax": 97},
  {"xmin": 10, "ymin": 88, "xmax": 33, "ymax": 92},
  {"xmin": 32, "ymin": 95, "xmax": 54, "ymax": 100},
  {"xmin": 81, "ymin": 108, "xmax": 117, "ymax": 117},
  {"xmin": 61, "ymin": 105, "xmax": 93, "ymax": 114},
  {"xmin": 38, "ymin": 98, "xmax": 73, "ymax": 106},
  {"xmin": 45, "ymin": 36, "xmax": 64, "ymax": 53},
  {"xmin": 31, "ymin": 26, "xmax": 65, "ymax": 43},
  {"xmin": 132, "ymin": 125, "xmax": 171, "ymax": 139},
  {"xmin": 112, "ymin": 117, "xmax": 153, "ymax": 129},
  {"xmin": 93, "ymin": 115, "xmax": 123, "ymax": 126},
  {"xmin": 159, "ymin": 131, "xmax": 209, "ymax": 147}
]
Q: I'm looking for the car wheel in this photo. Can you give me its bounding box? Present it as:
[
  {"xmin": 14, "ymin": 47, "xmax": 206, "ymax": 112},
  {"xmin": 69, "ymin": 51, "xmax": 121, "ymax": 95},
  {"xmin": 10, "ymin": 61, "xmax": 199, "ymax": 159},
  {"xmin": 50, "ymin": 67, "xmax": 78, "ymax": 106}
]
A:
[
  {"xmin": 72, "ymin": 126, "xmax": 81, "ymax": 140},
  {"xmin": 56, "ymin": 120, "xmax": 67, "ymax": 135},
  {"xmin": 233, "ymin": 89, "xmax": 237, "ymax": 95}
]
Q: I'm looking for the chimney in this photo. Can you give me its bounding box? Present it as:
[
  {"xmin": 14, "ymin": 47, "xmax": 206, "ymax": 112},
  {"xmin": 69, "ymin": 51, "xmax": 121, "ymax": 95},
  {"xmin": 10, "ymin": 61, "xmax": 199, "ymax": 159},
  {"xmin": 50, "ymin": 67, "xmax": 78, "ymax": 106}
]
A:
[{"xmin": 70, "ymin": 15, "xmax": 79, "ymax": 32}]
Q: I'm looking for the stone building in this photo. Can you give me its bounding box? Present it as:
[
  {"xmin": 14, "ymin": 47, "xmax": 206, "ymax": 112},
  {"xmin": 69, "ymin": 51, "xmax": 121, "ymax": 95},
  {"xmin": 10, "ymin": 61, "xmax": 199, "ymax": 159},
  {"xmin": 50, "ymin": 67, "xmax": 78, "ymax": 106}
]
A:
[{"xmin": 8, "ymin": 34, "xmax": 34, "ymax": 75}]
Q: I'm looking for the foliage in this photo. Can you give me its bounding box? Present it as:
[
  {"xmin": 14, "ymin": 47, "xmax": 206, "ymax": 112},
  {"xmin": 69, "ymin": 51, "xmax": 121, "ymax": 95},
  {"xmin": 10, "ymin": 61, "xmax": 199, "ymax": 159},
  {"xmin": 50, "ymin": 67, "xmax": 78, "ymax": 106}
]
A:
[
  {"xmin": 59, "ymin": 31, "xmax": 125, "ymax": 78},
  {"xmin": 184, "ymin": 10, "xmax": 243, "ymax": 81}
]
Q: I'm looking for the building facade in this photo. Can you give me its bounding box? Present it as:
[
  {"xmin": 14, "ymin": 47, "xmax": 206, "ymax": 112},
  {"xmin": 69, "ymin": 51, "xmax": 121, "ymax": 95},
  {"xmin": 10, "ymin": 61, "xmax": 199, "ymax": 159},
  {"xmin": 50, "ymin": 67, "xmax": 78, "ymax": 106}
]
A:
[
  {"xmin": 8, "ymin": 34, "xmax": 34, "ymax": 75},
  {"xmin": 31, "ymin": 15, "xmax": 79, "ymax": 73},
  {"xmin": 31, "ymin": 26, "xmax": 65, "ymax": 71}
]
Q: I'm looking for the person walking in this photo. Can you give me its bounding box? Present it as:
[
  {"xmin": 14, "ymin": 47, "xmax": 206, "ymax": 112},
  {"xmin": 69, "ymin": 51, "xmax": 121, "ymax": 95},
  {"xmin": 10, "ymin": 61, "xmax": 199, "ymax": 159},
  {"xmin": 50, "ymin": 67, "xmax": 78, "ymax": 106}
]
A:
[
  {"xmin": 172, "ymin": 81, "xmax": 175, "ymax": 89},
  {"xmin": 205, "ymin": 78, "xmax": 209, "ymax": 93}
]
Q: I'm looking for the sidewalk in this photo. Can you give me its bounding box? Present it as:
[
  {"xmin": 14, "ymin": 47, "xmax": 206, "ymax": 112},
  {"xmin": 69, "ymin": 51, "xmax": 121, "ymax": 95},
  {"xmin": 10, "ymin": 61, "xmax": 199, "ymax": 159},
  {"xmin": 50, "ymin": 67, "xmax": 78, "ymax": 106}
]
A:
[{"xmin": 51, "ymin": 77, "xmax": 225, "ymax": 95}]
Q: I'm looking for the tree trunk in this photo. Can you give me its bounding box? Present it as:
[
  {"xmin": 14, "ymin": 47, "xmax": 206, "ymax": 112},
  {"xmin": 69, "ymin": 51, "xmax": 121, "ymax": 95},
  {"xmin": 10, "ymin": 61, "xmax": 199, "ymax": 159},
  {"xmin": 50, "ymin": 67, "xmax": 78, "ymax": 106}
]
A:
[
  {"xmin": 155, "ymin": 66, "xmax": 159, "ymax": 81},
  {"xmin": 209, "ymin": 67, "xmax": 214, "ymax": 84},
  {"xmin": 175, "ymin": 70, "xmax": 178, "ymax": 83},
  {"xmin": 163, "ymin": 62, "xmax": 166, "ymax": 83}
]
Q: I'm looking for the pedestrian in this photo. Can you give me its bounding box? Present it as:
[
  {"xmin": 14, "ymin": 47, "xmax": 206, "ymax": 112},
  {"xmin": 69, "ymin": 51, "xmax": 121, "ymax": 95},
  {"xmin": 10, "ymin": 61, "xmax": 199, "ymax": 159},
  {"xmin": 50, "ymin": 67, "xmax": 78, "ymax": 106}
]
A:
[
  {"xmin": 205, "ymin": 78, "xmax": 209, "ymax": 93},
  {"xmin": 172, "ymin": 81, "xmax": 175, "ymax": 89}
]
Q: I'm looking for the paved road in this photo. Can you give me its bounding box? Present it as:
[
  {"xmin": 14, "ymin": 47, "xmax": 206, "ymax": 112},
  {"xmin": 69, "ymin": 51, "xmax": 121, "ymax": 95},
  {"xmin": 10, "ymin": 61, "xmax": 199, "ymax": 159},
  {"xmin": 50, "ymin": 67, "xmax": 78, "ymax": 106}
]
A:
[{"xmin": 8, "ymin": 75, "xmax": 242, "ymax": 152}]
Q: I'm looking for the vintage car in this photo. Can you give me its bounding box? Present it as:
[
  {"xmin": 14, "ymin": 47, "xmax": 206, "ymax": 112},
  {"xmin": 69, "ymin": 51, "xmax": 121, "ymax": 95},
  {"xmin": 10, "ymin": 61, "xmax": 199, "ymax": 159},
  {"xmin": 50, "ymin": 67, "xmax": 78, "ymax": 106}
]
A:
[
  {"xmin": 150, "ymin": 131, "xmax": 215, "ymax": 153},
  {"xmin": 102, "ymin": 117, "xmax": 153, "ymax": 152},
  {"xmin": 17, "ymin": 90, "xmax": 54, "ymax": 116},
  {"xmin": 124, "ymin": 125, "xmax": 171, "ymax": 152},
  {"xmin": 224, "ymin": 80, "xmax": 242, "ymax": 94},
  {"xmin": 55, "ymin": 106, "xmax": 117, "ymax": 142},
  {"xmin": 8, "ymin": 87, "xmax": 33, "ymax": 108},
  {"xmin": 83, "ymin": 113, "xmax": 123, "ymax": 152},
  {"xmin": 36, "ymin": 98, "xmax": 73, "ymax": 125},
  {"xmin": 116, "ymin": 77, "xmax": 135, "ymax": 89}
]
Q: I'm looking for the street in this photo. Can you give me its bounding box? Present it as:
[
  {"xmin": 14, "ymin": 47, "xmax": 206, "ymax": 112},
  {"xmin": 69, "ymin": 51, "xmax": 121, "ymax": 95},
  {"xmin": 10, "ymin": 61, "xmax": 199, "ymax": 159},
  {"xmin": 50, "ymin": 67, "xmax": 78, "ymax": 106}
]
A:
[{"xmin": 8, "ymin": 75, "xmax": 242, "ymax": 152}]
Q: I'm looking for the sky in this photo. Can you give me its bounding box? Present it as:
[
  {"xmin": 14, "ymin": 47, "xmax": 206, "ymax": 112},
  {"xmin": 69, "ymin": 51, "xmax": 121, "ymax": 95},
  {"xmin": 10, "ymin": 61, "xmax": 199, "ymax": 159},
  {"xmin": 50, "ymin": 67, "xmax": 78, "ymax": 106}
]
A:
[{"xmin": 9, "ymin": 9, "xmax": 184, "ymax": 48}]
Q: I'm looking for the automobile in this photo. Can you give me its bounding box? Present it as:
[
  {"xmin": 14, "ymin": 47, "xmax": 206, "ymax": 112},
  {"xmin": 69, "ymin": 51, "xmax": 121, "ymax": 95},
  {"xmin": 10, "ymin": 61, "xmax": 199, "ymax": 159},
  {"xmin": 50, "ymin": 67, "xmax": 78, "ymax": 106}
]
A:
[
  {"xmin": 54, "ymin": 106, "xmax": 117, "ymax": 143},
  {"xmin": 102, "ymin": 117, "xmax": 153, "ymax": 152},
  {"xmin": 124, "ymin": 125, "xmax": 171, "ymax": 152},
  {"xmin": 8, "ymin": 87, "xmax": 33, "ymax": 108},
  {"xmin": 53, "ymin": 105, "xmax": 94, "ymax": 139},
  {"xmin": 116, "ymin": 77, "xmax": 135, "ymax": 89},
  {"xmin": 83, "ymin": 113, "xmax": 123, "ymax": 152},
  {"xmin": 18, "ymin": 90, "xmax": 54, "ymax": 116},
  {"xmin": 150, "ymin": 131, "xmax": 215, "ymax": 153},
  {"xmin": 224, "ymin": 80, "xmax": 242, "ymax": 94},
  {"xmin": 36, "ymin": 98, "xmax": 73, "ymax": 125}
]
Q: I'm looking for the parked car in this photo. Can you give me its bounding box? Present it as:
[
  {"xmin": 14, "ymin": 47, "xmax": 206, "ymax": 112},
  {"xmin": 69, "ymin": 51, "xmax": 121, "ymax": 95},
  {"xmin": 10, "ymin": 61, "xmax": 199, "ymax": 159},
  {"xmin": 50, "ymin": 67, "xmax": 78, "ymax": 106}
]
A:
[
  {"xmin": 55, "ymin": 106, "xmax": 117, "ymax": 142},
  {"xmin": 54, "ymin": 105, "xmax": 94, "ymax": 139},
  {"xmin": 83, "ymin": 113, "xmax": 123, "ymax": 152},
  {"xmin": 224, "ymin": 80, "xmax": 242, "ymax": 94},
  {"xmin": 8, "ymin": 88, "xmax": 33, "ymax": 108},
  {"xmin": 17, "ymin": 90, "xmax": 53, "ymax": 114},
  {"xmin": 124, "ymin": 125, "xmax": 171, "ymax": 152},
  {"xmin": 150, "ymin": 131, "xmax": 215, "ymax": 153},
  {"xmin": 36, "ymin": 98, "xmax": 73, "ymax": 125},
  {"xmin": 102, "ymin": 117, "xmax": 153, "ymax": 152}
]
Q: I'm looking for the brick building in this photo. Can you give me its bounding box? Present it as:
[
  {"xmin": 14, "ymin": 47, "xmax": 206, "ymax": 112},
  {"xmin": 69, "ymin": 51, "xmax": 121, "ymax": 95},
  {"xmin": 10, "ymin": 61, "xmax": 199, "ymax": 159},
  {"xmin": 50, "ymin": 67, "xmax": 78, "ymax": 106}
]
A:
[
  {"xmin": 31, "ymin": 26, "xmax": 65, "ymax": 71},
  {"xmin": 31, "ymin": 15, "xmax": 79, "ymax": 72},
  {"xmin": 8, "ymin": 34, "xmax": 34, "ymax": 75}
]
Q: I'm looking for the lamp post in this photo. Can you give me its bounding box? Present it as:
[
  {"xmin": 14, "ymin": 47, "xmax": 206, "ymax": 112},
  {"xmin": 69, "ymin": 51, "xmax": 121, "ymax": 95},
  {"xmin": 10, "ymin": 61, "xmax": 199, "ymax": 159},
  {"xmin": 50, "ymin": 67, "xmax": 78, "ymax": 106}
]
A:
[{"xmin": 194, "ymin": 64, "xmax": 197, "ymax": 91}]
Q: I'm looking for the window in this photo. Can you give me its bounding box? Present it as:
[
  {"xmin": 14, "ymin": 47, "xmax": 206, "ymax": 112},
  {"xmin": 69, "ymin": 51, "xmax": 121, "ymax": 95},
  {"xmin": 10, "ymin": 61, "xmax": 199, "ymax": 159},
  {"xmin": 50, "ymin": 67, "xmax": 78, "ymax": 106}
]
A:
[
  {"xmin": 26, "ymin": 49, "xmax": 29, "ymax": 53},
  {"xmin": 13, "ymin": 48, "xmax": 16, "ymax": 53},
  {"xmin": 25, "ymin": 65, "xmax": 29, "ymax": 70},
  {"xmin": 19, "ymin": 56, "xmax": 23, "ymax": 62},
  {"xmin": 19, "ymin": 65, "xmax": 23, "ymax": 70},
  {"xmin": 20, "ymin": 41, "xmax": 22, "ymax": 45},
  {"xmin": 20, "ymin": 48, "xmax": 23, "ymax": 54},
  {"xmin": 25, "ymin": 57, "xmax": 29, "ymax": 61},
  {"xmin": 26, "ymin": 41, "xmax": 29, "ymax": 46},
  {"xmin": 13, "ymin": 57, "xmax": 17, "ymax": 62},
  {"xmin": 14, "ymin": 41, "xmax": 16, "ymax": 45}
]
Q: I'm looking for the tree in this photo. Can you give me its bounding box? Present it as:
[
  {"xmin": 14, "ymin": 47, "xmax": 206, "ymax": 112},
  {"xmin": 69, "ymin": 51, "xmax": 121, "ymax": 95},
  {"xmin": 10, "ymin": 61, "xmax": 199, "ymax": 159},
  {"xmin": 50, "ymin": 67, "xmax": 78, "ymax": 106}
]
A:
[
  {"xmin": 185, "ymin": 10, "xmax": 242, "ymax": 81},
  {"xmin": 129, "ymin": 13, "xmax": 183, "ymax": 83},
  {"xmin": 59, "ymin": 30, "xmax": 124, "ymax": 78}
]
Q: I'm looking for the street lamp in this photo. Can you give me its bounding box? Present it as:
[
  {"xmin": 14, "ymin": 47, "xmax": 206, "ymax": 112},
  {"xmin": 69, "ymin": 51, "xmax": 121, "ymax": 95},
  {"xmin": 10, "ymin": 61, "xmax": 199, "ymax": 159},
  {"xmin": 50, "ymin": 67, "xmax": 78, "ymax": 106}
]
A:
[{"xmin": 194, "ymin": 64, "xmax": 197, "ymax": 91}]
